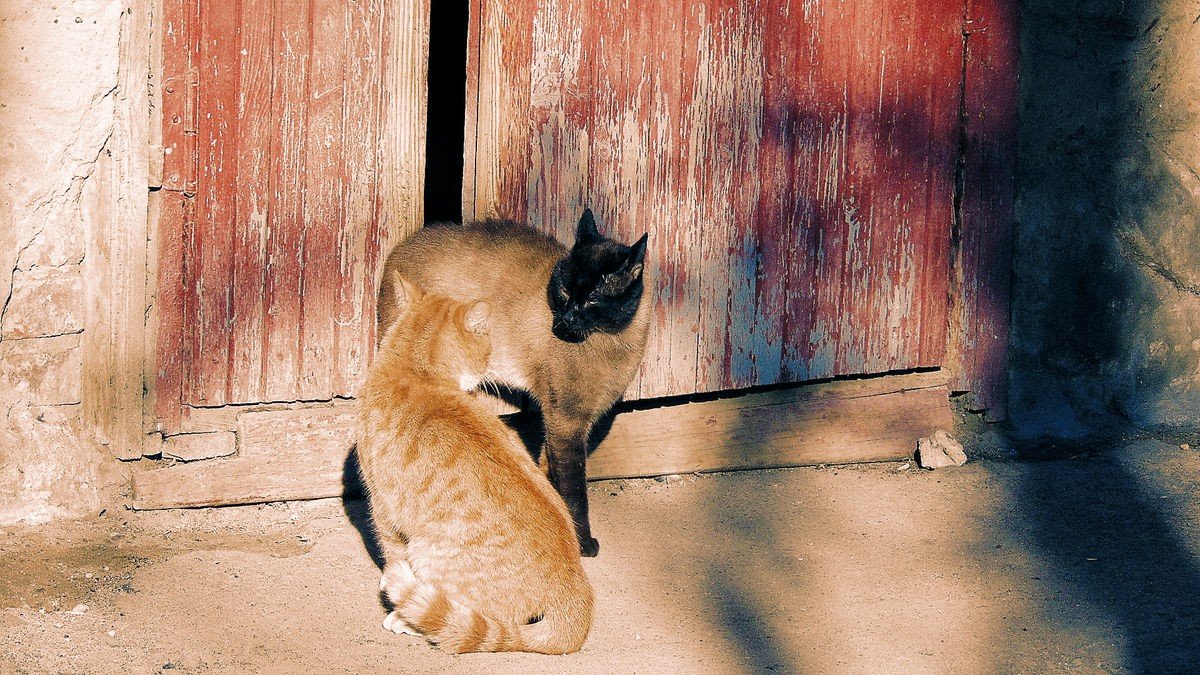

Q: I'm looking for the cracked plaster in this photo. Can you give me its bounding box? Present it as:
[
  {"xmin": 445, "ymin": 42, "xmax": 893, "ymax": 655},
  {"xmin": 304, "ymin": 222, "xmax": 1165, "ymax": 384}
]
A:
[{"xmin": 0, "ymin": 0, "xmax": 125, "ymax": 524}]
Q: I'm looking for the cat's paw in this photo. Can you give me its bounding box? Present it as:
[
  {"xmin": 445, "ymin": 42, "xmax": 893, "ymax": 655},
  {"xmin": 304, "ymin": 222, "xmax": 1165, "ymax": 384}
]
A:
[
  {"xmin": 383, "ymin": 610, "xmax": 419, "ymax": 636},
  {"xmin": 579, "ymin": 536, "xmax": 600, "ymax": 557}
]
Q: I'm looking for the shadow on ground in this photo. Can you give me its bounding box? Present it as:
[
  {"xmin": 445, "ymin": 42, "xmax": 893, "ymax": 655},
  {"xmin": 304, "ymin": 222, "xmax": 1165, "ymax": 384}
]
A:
[{"xmin": 1014, "ymin": 446, "xmax": 1200, "ymax": 672}]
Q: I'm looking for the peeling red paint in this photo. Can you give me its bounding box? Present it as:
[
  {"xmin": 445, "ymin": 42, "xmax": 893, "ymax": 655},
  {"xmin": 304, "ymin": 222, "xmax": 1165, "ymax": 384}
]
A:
[
  {"xmin": 158, "ymin": 0, "xmax": 397, "ymax": 416},
  {"xmin": 468, "ymin": 0, "xmax": 1003, "ymax": 400}
]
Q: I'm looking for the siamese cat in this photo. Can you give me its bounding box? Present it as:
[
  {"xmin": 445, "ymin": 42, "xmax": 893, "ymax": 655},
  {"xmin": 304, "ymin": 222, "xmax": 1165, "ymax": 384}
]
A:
[
  {"xmin": 357, "ymin": 275, "xmax": 593, "ymax": 654},
  {"xmin": 377, "ymin": 209, "xmax": 650, "ymax": 557}
]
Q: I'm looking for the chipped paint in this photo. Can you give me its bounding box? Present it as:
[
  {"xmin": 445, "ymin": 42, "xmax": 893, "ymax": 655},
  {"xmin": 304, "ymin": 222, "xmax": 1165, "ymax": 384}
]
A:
[
  {"xmin": 470, "ymin": 0, "xmax": 983, "ymax": 400},
  {"xmin": 158, "ymin": 0, "xmax": 420, "ymax": 419}
]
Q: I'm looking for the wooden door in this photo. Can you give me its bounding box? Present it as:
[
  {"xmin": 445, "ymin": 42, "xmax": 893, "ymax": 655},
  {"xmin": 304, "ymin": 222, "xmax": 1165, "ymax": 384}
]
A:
[
  {"xmin": 465, "ymin": 0, "xmax": 1016, "ymax": 413},
  {"xmin": 156, "ymin": 0, "xmax": 428, "ymax": 431}
]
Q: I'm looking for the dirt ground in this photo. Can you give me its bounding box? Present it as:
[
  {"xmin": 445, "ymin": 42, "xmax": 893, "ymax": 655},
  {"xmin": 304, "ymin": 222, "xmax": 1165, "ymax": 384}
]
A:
[{"xmin": 4, "ymin": 430, "xmax": 1200, "ymax": 674}]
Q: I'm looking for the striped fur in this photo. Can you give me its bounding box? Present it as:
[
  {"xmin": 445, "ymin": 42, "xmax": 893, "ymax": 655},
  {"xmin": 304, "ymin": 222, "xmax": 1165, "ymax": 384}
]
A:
[{"xmin": 357, "ymin": 276, "xmax": 594, "ymax": 655}]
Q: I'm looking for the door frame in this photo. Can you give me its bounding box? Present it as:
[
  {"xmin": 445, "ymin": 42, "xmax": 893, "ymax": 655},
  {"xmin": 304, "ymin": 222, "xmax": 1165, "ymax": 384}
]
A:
[{"xmin": 96, "ymin": 0, "xmax": 1015, "ymax": 473}]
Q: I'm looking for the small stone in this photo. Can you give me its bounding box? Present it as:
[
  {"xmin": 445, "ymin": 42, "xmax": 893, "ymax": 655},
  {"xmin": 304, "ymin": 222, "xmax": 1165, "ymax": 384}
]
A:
[
  {"xmin": 916, "ymin": 430, "xmax": 968, "ymax": 469},
  {"xmin": 107, "ymin": 630, "xmax": 116, "ymax": 638},
  {"xmin": 68, "ymin": 604, "xmax": 88, "ymax": 615},
  {"xmin": 1182, "ymin": 443, "xmax": 1192, "ymax": 451}
]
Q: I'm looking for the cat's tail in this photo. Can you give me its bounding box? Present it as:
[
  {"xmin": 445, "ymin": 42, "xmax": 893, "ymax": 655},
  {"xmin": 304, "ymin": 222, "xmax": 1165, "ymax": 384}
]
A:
[{"xmin": 382, "ymin": 562, "xmax": 592, "ymax": 655}]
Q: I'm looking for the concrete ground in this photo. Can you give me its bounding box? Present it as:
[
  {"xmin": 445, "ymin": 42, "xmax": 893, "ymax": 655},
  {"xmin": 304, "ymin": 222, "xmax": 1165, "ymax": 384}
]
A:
[{"xmin": 4, "ymin": 435, "xmax": 1200, "ymax": 674}]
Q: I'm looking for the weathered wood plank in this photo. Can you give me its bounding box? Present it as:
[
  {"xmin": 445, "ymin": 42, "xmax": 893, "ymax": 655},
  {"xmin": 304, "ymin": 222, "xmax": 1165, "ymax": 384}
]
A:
[
  {"xmin": 470, "ymin": 0, "xmax": 534, "ymax": 220},
  {"xmin": 160, "ymin": 431, "xmax": 237, "ymax": 462},
  {"xmin": 82, "ymin": 0, "xmax": 156, "ymax": 458},
  {"xmin": 189, "ymin": 1, "xmax": 241, "ymax": 405},
  {"xmin": 131, "ymin": 371, "xmax": 948, "ymax": 509},
  {"xmin": 462, "ymin": 0, "xmax": 483, "ymax": 220},
  {"xmin": 160, "ymin": 0, "xmax": 197, "ymax": 195},
  {"xmin": 236, "ymin": 406, "xmax": 358, "ymax": 458},
  {"xmin": 133, "ymin": 455, "xmax": 350, "ymax": 510},
  {"xmin": 298, "ymin": 0, "xmax": 348, "ymax": 400},
  {"xmin": 525, "ymin": 0, "xmax": 590, "ymax": 240},
  {"xmin": 153, "ymin": 191, "xmax": 190, "ymax": 431},
  {"xmin": 334, "ymin": 0, "xmax": 384, "ymax": 394},
  {"xmin": 625, "ymin": 0, "xmax": 696, "ymax": 400},
  {"xmin": 692, "ymin": 0, "xmax": 767, "ymax": 394},
  {"xmin": 949, "ymin": 0, "xmax": 1018, "ymax": 421},
  {"xmin": 377, "ymin": 0, "xmax": 430, "ymax": 242},
  {"xmin": 228, "ymin": 0, "xmax": 274, "ymax": 404},
  {"xmin": 261, "ymin": 0, "xmax": 310, "ymax": 402},
  {"xmin": 590, "ymin": 372, "xmax": 951, "ymax": 479}
]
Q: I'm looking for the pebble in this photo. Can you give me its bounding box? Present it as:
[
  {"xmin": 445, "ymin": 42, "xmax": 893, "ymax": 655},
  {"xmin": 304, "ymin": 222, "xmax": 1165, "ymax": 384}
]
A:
[{"xmin": 69, "ymin": 604, "xmax": 89, "ymax": 615}]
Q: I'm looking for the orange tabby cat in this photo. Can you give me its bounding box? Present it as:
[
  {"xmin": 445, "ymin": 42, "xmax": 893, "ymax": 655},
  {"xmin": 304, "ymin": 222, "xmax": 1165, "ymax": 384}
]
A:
[{"xmin": 356, "ymin": 274, "xmax": 593, "ymax": 655}]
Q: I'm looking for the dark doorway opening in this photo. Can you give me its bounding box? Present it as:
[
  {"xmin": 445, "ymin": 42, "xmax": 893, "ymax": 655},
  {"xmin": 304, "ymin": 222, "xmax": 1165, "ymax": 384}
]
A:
[{"xmin": 423, "ymin": 0, "xmax": 469, "ymax": 224}]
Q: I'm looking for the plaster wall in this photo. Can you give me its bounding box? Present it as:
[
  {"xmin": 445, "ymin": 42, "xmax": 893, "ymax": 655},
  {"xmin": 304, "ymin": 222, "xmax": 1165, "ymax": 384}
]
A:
[
  {"xmin": 1013, "ymin": 0, "xmax": 1200, "ymax": 438},
  {"xmin": 0, "ymin": 0, "xmax": 127, "ymax": 524}
]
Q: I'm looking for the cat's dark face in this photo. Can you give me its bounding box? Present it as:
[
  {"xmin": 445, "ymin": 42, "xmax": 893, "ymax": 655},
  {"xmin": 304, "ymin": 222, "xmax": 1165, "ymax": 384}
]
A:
[{"xmin": 547, "ymin": 209, "xmax": 648, "ymax": 344}]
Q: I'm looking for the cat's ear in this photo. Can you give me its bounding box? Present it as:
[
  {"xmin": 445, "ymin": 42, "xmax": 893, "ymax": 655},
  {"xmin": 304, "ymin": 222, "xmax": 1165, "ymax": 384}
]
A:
[
  {"xmin": 392, "ymin": 272, "xmax": 423, "ymax": 315},
  {"xmin": 624, "ymin": 233, "xmax": 648, "ymax": 279},
  {"xmin": 575, "ymin": 208, "xmax": 601, "ymax": 246},
  {"xmin": 463, "ymin": 300, "xmax": 491, "ymax": 335}
]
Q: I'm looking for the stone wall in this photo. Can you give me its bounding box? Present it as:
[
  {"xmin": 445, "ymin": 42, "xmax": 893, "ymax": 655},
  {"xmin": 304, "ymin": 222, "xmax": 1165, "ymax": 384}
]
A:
[
  {"xmin": 0, "ymin": 0, "xmax": 128, "ymax": 525},
  {"xmin": 1012, "ymin": 0, "xmax": 1200, "ymax": 438}
]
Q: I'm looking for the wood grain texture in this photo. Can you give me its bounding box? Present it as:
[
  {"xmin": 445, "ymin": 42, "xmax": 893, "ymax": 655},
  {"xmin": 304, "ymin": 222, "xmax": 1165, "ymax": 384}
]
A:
[
  {"xmin": 374, "ymin": 0, "xmax": 429, "ymax": 327},
  {"xmin": 589, "ymin": 371, "xmax": 952, "ymax": 478},
  {"xmin": 334, "ymin": 0, "xmax": 385, "ymax": 393},
  {"xmin": 156, "ymin": 0, "xmax": 427, "ymax": 423},
  {"xmin": 189, "ymin": 0, "xmax": 241, "ymax": 405},
  {"xmin": 261, "ymin": 0, "xmax": 309, "ymax": 403},
  {"xmin": 132, "ymin": 454, "xmax": 349, "ymax": 510},
  {"xmin": 131, "ymin": 372, "xmax": 949, "ymax": 509},
  {"xmin": 82, "ymin": 0, "xmax": 156, "ymax": 458},
  {"xmin": 153, "ymin": 191, "xmax": 190, "ymax": 430},
  {"xmin": 229, "ymin": 0, "xmax": 274, "ymax": 404},
  {"xmin": 950, "ymin": 0, "xmax": 1018, "ymax": 421},
  {"xmin": 467, "ymin": 0, "xmax": 974, "ymax": 400}
]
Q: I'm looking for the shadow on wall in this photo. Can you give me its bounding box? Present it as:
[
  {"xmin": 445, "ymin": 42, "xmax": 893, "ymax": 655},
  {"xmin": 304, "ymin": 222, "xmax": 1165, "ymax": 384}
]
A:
[{"xmin": 1010, "ymin": 0, "xmax": 1200, "ymax": 439}]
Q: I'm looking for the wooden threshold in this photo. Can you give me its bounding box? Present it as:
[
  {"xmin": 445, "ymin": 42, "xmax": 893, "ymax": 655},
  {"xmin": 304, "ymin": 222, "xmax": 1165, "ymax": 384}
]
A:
[{"xmin": 131, "ymin": 370, "xmax": 951, "ymax": 510}]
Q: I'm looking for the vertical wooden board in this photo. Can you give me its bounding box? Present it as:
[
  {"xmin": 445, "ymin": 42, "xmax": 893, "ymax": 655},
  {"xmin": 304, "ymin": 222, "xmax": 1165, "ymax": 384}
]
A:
[
  {"xmin": 158, "ymin": 0, "xmax": 197, "ymax": 427},
  {"xmin": 626, "ymin": 0, "xmax": 698, "ymax": 400},
  {"xmin": 524, "ymin": 0, "xmax": 590, "ymax": 240},
  {"xmin": 160, "ymin": 0, "xmax": 196, "ymax": 195},
  {"xmin": 786, "ymin": 0, "xmax": 960, "ymax": 381},
  {"xmin": 262, "ymin": 0, "xmax": 310, "ymax": 402},
  {"xmin": 187, "ymin": 1, "xmax": 242, "ymax": 406},
  {"xmin": 954, "ymin": 0, "xmax": 1017, "ymax": 420},
  {"xmin": 587, "ymin": 1, "xmax": 636, "ymax": 395},
  {"xmin": 835, "ymin": 0, "xmax": 885, "ymax": 376},
  {"xmin": 334, "ymin": 0, "xmax": 385, "ymax": 395},
  {"xmin": 229, "ymin": 0, "xmax": 274, "ymax": 404},
  {"xmin": 297, "ymin": 0, "xmax": 348, "ymax": 399},
  {"xmin": 473, "ymin": 0, "xmax": 535, "ymax": 220},
  {"xmin": 376, "ymin": 0, "xmax": 429, "ymax": 245},
  {"xmin": 692, "ymin": 0, "xmax": 769, "ymax": 393},
  {"xmin": 763, "ymin": 0, "xmax": 815, "ymax": 384},
  {"xmin": 154, "ymin": 191, "xmax": 190, "ymax": 428},
  {"xmin": 905, "ymin": 0, "xmax": 961, "ymax": 371},
  {"xmin": 777, "ymin": 0, "xmax": 823, "ymax": 383},
  {"xmin": 462, "ymin": 0, "xmax": 483, "ymax": 219}
]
